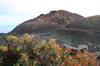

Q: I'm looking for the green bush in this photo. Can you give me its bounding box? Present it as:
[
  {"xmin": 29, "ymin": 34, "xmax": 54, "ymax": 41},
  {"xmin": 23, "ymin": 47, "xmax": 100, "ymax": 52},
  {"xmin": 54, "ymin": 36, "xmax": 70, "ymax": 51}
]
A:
[{"xmin": 0, "ymin": 33, "xmax": 99, "ymax": 66}]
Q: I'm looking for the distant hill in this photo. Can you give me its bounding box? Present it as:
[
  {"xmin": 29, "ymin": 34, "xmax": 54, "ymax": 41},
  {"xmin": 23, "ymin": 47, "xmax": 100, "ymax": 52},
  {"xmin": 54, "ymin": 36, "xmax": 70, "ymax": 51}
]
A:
[
  {"xmin": 8, "ymin": 10, "xmax": 100, "ymax": 53},
  {"xmin": 65, "ymin": 15, "xmax": 100, "ymax": 32},
  {"xmin": 9, "ymin": 10, "xmax": 83, "ymax": 34}
]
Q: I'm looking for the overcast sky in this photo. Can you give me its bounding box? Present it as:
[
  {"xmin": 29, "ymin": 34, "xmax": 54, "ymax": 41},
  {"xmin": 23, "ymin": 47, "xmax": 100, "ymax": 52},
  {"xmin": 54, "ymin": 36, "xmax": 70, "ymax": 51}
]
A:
[{"xmin": 0, "ymin": 0, "xmax": 100, "ymax": 33}]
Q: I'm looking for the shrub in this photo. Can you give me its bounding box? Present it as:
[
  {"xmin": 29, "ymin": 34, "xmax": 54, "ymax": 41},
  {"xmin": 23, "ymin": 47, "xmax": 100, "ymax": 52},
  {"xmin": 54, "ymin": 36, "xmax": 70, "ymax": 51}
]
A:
[{"xmin": 0, "ymin": 33, "xmax": 99, "ymax": 66}]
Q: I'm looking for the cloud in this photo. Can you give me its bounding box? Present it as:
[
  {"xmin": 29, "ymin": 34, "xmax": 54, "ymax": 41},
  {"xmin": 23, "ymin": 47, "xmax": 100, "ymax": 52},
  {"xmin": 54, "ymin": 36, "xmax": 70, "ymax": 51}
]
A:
[
  {"xmin": 0, "ymin": 0, "xmax": 33, "ymax": 16},
  {"xmin": 0, "ymin": 0, "xmax": 100, "ymax": 17},
  {"xmin": 0, "ymin": 0, "xmax": 100, "ymax": 33},
  {"xmin": 0, "ymin": 15, "xmax": 34, "ymax": 26}
]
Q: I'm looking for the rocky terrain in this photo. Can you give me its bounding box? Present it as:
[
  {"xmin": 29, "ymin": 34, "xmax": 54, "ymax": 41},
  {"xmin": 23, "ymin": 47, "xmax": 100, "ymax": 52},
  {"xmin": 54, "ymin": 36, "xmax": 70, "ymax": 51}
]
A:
[
  {"xmin": 0, "ymin": 10, "xmax": 100, "ymax": 54},
  {"xmin": 64, "ymin": 15, "xmax": 100, "ymax": 53},
  {"xmin": 9, "ymin": 10, "xmax": 83, "ymax": 34},
  {"xmin": 65, "ymin": 15, "xmax": 100, "ymax": 32}
]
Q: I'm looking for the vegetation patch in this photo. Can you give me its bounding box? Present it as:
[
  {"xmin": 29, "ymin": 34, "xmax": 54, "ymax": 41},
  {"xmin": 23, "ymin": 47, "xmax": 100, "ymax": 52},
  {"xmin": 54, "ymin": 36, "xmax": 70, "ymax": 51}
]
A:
[{"xmin": 0, "ymin": 33, "xmax": 99, "ymax": 66}]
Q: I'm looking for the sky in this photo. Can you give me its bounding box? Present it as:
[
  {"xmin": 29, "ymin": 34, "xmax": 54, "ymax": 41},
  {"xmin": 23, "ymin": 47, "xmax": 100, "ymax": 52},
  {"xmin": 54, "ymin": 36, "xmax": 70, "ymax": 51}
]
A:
[{"xmin": 0, "ymin": 0, "xmax": 100, "ymax": 33}]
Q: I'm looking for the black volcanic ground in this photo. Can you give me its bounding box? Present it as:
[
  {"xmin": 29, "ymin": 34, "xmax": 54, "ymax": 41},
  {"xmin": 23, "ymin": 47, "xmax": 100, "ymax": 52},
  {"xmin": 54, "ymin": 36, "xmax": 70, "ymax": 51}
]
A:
[{"xmin": 4, "ymin": 10, "xmax": 100, "ymax": 53}]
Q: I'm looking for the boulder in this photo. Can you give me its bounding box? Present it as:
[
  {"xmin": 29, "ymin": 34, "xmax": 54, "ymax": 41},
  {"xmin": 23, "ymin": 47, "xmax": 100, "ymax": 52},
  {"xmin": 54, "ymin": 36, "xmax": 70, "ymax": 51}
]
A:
[
  {"xmin": 78, "ymin": 45, "xmax": 88, "ymax": 52},
  {"xmin": 63, "ymin": 44, "xmax": 88, "ymax": 55}
]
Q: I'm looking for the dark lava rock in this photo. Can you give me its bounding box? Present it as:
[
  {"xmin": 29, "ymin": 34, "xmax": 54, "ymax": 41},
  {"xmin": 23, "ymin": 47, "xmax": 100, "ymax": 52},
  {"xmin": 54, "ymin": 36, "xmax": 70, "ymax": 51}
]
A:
[
  {"xmin": 63, "ymin": 44, "xmax": 89, "ymax": 56},
  {"xmin": 64, "ymin": 15, "xmax": 100, "ymax": 53},
  {"xmin": 65, "ymin": 15, "xmax": 100, "ymax": 32},
  {"xmin": 8, "ymin": 10, "xmax": 100, "ymax": 53},
  {"xmin": 0, "ymin": 33, "xmax": 8, "ymax": 45},
  {"xmin": 9, "ymin": 10, "xmax": 83, "ymax": 35},
  {"xmin": 95, "ymin": 53, "xmax": 100, "ymax": 65},
  {"xmin": 96, "ymin": 53, "xmax": 100, "ymax": 61}
]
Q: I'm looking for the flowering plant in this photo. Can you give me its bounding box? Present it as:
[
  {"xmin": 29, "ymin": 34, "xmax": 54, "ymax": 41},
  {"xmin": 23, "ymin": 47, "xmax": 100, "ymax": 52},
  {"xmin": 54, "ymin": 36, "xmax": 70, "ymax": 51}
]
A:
[{"xmin": 0, "ymin": 33, "xmax": 99, "ymax": 66}]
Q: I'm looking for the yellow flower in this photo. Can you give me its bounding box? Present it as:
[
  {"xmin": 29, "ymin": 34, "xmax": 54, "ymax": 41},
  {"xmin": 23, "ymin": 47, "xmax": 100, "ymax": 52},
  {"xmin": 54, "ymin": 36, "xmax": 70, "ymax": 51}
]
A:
[
  {"xmin": 40, "ymin": 40, "xmax": 46, "ymax": 44},
  {"xmin": 23, "ymin": 33, "xmax": 30, "ymax": 37},
  {"xmin": 7, "ymin": 36, "xmax": 17, "ymax": 41},
  {"xmin": 1, "ymin": 46, "xmax": 8, "ymax": 52},
  {"xmin": 49, "ymin": 38, "xmax": 56, "ymax": 44},
  {"xmin": 20, "ymin": 53, "xmax": 29, "ymax": 62},
  {"xmin": 23, "ymin": 33, "xmax": 33, "ymax": 42}
]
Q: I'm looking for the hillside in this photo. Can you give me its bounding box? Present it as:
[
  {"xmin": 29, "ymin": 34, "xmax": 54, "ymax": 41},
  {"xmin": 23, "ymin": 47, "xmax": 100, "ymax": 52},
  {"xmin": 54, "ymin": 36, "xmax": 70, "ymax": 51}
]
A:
[
  {"xmin": 65, "ymin": 15, "xmax": 100, "ymax": 32},
  {"xmin": 9, "ymin": 10, "xmax": 83, "ymax": 34},
  {"xmin": 7, "ymin": 10, "xmax": 100, "ymax": 53}
]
